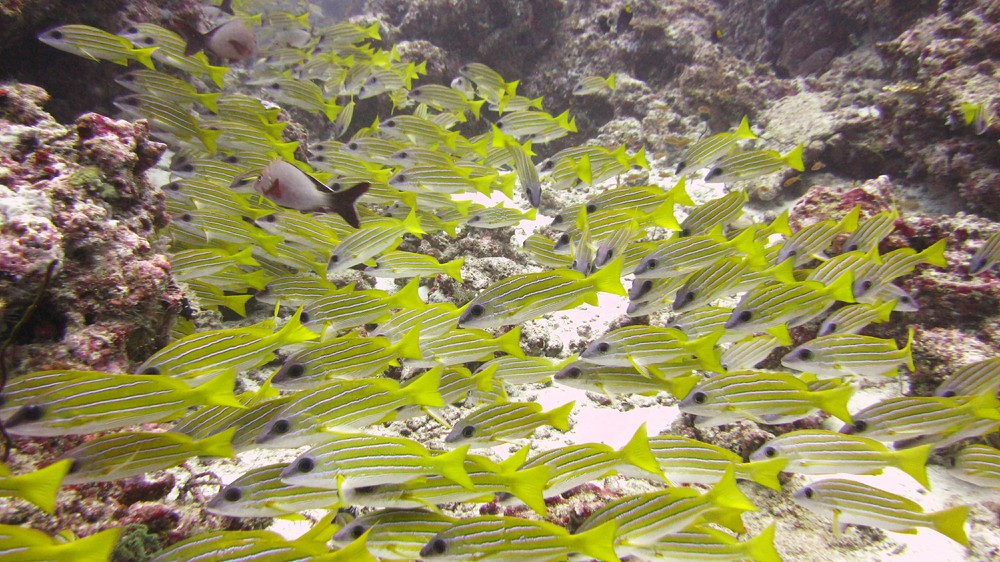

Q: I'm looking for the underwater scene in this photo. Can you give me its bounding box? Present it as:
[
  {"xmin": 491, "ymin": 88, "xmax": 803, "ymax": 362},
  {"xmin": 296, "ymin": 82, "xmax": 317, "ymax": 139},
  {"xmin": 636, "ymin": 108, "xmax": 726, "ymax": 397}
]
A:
[{"xmin": 0, "ymin": 0, "xmax": 998, "ymax": 560}]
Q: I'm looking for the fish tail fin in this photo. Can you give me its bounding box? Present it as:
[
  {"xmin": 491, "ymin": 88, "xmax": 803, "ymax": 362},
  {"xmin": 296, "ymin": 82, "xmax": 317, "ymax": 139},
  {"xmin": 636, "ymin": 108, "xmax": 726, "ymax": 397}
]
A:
[
  {"xmin": 588, "ymin": 256, "xmax": 626, "ymax": 296},
  {"xmin": 433, "ymin": 444, "xmax": 474, "ymax": 489},
  {"xmin": 472, "ymin": 363, "xmax": 497, "ymax": 393},
  {"xmin": 568, "ymin": 521, "xmax": 619, "ymax": 562},
  {"xmin": 902, "ymin": 327, "xmax": 916, "ymax": 371},
  {"xmin": 814, "ymin": 384, "xmax": 855, "ymax": 424},
  {"xmin": 768, "ymin": 256, "xmax": 797, "ymax": 284},
  {"xmin": 891, "ymin": 443, "xmax": 931, "ymax": 488},
  {"xmin": 707, "ymin": 466, "xmax": 757, "ymax": 512},
  {"xmin": 390, "ymin": 276, "xmax": 425, "ymax": 310},
  {"xmin": 276, "ymin": 307, "xmax": 320, "ymax": 345},
  {"xmin": 874, "ymin": 299, "xmax": 896, "ymax": 322},
  {"xmin": 230, "ymin": 246, "xmax": 260, "ymax": 267},
  {"xmin": 199, "ymin": 127, "xmax": 221, "ymax": 154},
  {"xmin": 57, "ymin": 528, "xmax": 122, "ymax": 562},
  {"xmin": 328, "ymin": 181, "xmax": 370, "ymax": 229},
  {"xmin": 401, "ymin": 207, "xmax": 425, "ymax": 236},
  {"xmin": 391, "ymin": 326, "xmax": 423, "ymax": 360},
  {"xmin": 838, "ymin": 205, "xmax": 861, "ymax": 233},
  {"xmin": 742, "ymin": 456, "xmax": 787, "ymax": 491},
  {"xmin": 405, "ymin": 367, "xmax": 444, "ymax": 408},
  {"xmin": 206, "ymin": 64, "xmax": 228, "ymax": 88},
  {"xmin": 665, "ymin": 374, "xmax": 700, "ymax": 400},
  {"xmin": 196, "ymin": 427, "xmax": 236, "ymax": 458},
  {"xmin": 667, "ymin": 175, "xmax": 693, "ymax": 205},
  {"xmin": 320, "ymin": 530, "xmax": 374, "ymax": 562},
  {"xmin": 219, "ymin": 294, "xmax": 251, "ymax": 317},
  {"xmin": 275, "ymin": 141, "xmax": 300, "ymax": 163},
  {"xmin": 194, "ymin": 369, "xmax": 245, "ymax": 408},
  {"xmin": 782, "ymin": 144, "xmax": 805, "ymax": 171},
  {"xmin": 555, "ymin": 109, "xmax": 573, "ymax": 130},
  {"xmin": 467, "ymin": 98, "xmax": 485, "ymax": 120},
  {"xmin": 495, "ymin": 173, "xmax": 516, "ymax": 199},
  {"xmin": 921, "ymin": 238, "xmax": 948, "ymax": 268},
  {"xmin": 132, "ymin": 46, "xmax": 158, "ymax": 70},
  {"xmin": 363, "ymin": 22, "xmax": 381, "ymax": 40},
  {"xmin": 509, "ymin": 465, "xmax": 550, "ymax": 515},
  {"xmin": 470, "ymin": 174, "xmax": 495, "ymax": 197},
  {"xmin": 14, "ymin": 459, "xmax": 71, "ymax": 514},
  {"xmin": 322, "ymin": 101, "xmax": 342, "ymax": 123},
  {"xmin": 618, "ymin": 423, "xmax": 667, "ymax": 481},
  {"xmin": 769, "ymin": 209, "xmax": 792, "ymax": 235},
  {"xmin": 688, "ymin": 331, "xmax": 724, "ymax": 373},
  {"xmin": 546, "ymin": 401, "xmax": 575, "ymax": 432},
  {"xmin": 443, "ymin": 257, "xmax": 464, "ymax": 282},
  {"xmin": 730, "ymin": 227, "xmax": 766, "ymax": 265},
  {"xmin": 178, "ymin": 19, "xmax": 207, "ymax": 56},
  {"xmin": 825, "ymin": 270, "xmax": 856, "ymax": 303},
  {"xmin": 649, "ymin": 198, "xmax": 681, "ymax": 230},
  {"xmin": 576, "ymin": 154, "xmax": 593, "ymax": 184},
  {"xmin": 734, "ymin": 115, "xmax": 756, "ymax": 140},
  {"xmin": 929, "ymin": 505, "xmax": 970, "ymax": 547},
  {"xmin": 196, "ymin": 91, "xmax": 221, "ymax": 114},
  {"xmin": 745, "ymin": 524, "xmax": 781, "ymax": 562},
  {"xmin": 497, "ymin": 326, "xmax": 525, "ymax": 359}
]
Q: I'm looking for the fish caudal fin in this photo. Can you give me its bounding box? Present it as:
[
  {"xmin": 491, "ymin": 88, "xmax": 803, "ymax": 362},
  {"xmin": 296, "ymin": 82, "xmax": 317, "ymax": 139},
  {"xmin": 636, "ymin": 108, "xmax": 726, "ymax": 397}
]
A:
[
  {"xmin": 433, "ymin": 444, "xmax": 473, "ymax": 489},
  {"xmin": 891, "ymin": 443, "xmax": 931, "ymax": 489},
  {"xmin": 746, "ymin": 524, "xmax": 781, "ymax": 562},
  {"xmin": 405, "ymin": 367, "xmax": 444, "ymax": 408},
  {"xmin": 14, "ymin": 459, "xmax": 71, "ymax": 514},
  {"xmin": 814, "ymin": 384, "xmax": 855, "ymax": 424},
  {"xmin": 742, "ymin": 456, "xmax": 787, "ymax": 491},
  {"xmin": 194, "ymin": 369, "xmax": 245, "ymax": 409},
  {"xmin": 327, "ymin": 182, "xmax": 370, "ymax": 229},
  {"xmin": 547, "ymin": 401, "xmax": 575, "ymax": 432},
  {"xmin": 618, "ymin": 423, "xmax": 667, "ymax": 482},
  {"xmin": 58, "ymin": 528, "xmax": 123, "ymax": 562},
  {"xmin": 929, "ymin": 504, "xmax": 970, "ymax": 547},
  {"xmin": 568, "ymin": 520, "xmax": 619, "ymax": 562},
  {"xmin": 509, "ymin": 465, "xmax": 550, "ymax": 515}
]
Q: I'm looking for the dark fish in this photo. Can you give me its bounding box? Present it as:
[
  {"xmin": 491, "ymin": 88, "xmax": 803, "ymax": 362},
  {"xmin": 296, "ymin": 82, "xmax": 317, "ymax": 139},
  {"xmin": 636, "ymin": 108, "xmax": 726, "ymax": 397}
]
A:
[
  {"xmin": 254, "ymin": 160, "xmax": 369, "ymax": 228},
  {"xmin": 616, "ymin": 5, "xmax": 633, "ymax": 33},
  {"xmin": 179, "ymin": 19, "xmax": 257, "ymax": 62}
]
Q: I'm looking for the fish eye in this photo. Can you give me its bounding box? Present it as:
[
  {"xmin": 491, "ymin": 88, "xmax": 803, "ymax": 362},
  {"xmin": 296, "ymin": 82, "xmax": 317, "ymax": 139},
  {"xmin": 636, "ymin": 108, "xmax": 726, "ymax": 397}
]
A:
[
  {"xmin": 329, "ymin": 255, "xmax": 340, "ymax": 263},
  {"xmin": 330, "ymin": 182, "xmax": 342, "ymax": 191},
  {"xmin": 680, "ymin": 229, "xmax": 691, "ymax": 237},
  {"xmin": 314, "ymin": 155, "xmax": 326, "ymax": 162},
  {"xmin": 552, "ymin": 214, "xmax": 564, "ymax": 224},
  {"xmin": 901, "ymin": 296, "xmax": 914, "ymax": 304},
  {"xmin": 681, "ymin": 291, "xmax": 695, "ymax": 303},
  {"xmin": 142, "ymin": 366, "xmax": 160, "ymax": 374},
  {"xmin": 596, "ymin": 342, "xmax": 610, "ymax": 353},
  {"xmin": 846, "ymin": 243, "xmax": 858, "ymax": 252},
  {"xmin": 692, "ymin": 391, "xmax": 707, "ymax": 404},
  {"xmin": 461, "ymin": 425, "xmax": 475, "ymax": 438},
  {"xmin": 396, "ymin": 174, "xmax": 406, "ymax": 183},
  {"xmin": 557, "ymin": 234, "xmax": 570, "ymax": 245},
  {"xmin": 142, "ymin": 37, "xmax": 155, "ymax": 45},
  {"xmin": 468, "ymin": 304, "xmax": 485, "ymax": 317},
  {"xmin": 431, "ymin": 538, "xmax": 447, "ymax": 554},
  {"xmin": 180, "ymin": 213, "xmax": 192, "ymax": 222},
  {"xmin": 272, "ymin": 419, "xmax": 291, "ymax": 434},
  {"xmin": 286, "ymin": 364, "xmax": 306, "ymax": 378},
  {"xmin": 398, "ymin": 151, "xmax": 408, "ymax": 158},
  {"xmin": 223, "ymin": 486, "xmax": 242, "ymax": 502},
  {"xmin": 351, "ymin": 524, "xmax": 367, "ymax": 539},
  {"xmin": 825, "ymin": 322, "xmax": 837, "ymax": 333},
  {"xmin": 165, "ymin": 182, "xmax": 181, "ymax": 191},
  {"xmin": 586, "ymin": 203, "xmax": 597, "ymax": 213},
  {"xmin": 295, "ymin": 457, "xmax": 315, "ymax": 473},
  {"xmin": 645, "ymin": 258, "xmax": 658, "ymax": 270},
  {"xmin": 737, "ymin": 310, "xmax": 752, "ymax": 323},
  {"xmin": 348, "ymin": 142, "xmax": 359, "ymax": 150},
  {"xmin": 541, "ymin": 160, "xmax": 554, "ymax": 171},
  {"xmin": 269, "ymin": 82, "xmax": 280, "ymax": 89},
  {"xmin": 853, "ymin": 420, "xmax": 868, "ymax": 432},
  {"xmin": 384, "ymin": 120, "xmax": 396, "ymax": 128},
  {"xmin": 565, "ymin": 367, "xmax": 581, "ymax": 379},
  {"xmin": 223, "ymin": 154, "xmax": 239, "ymax": 164},
  {"xmin": 21, "ymin": 404, "xmax": 44, "ymax": 422},
  {"xmin": 941, "ymin": 389, "xmax": 956, "ymax": 398},
  {"xmin": 300, "ymin": 311, "xmax": 311, "ymax": 323},
  {"xmin": 787, "ymin": 249, "xmax": 797, "ymax": 257},
  {"xmin": 470, "ymin": 214, "xmax": 481, "ymax": 222},
  {"xmin": 803, "ymin": 487, "xmax": 814, "ymax": 499},
  {"xmin": 764, "ymin": 446, "xmax": 777, "ymax": 458},
  {"xmin": 797, "ymin": 348, "xmax": 814, "ymax": 360},
  {"xmin": 604, "ymin": 249, "xmax": 614, "ymax": 259},
  {"xmin": 262, "ymin": 215, "xmax": 277, "ymax": 223},
  {"xmin": 67, "ymin": 459, "xmax": 81, "ymax": 474},
  {"xmin": 496, "ymin": 121, "xmax": 505, "ymax": 129},
  {"xmin": 860, "ymin": 280, "xmax": 873, "ymax": 291}
]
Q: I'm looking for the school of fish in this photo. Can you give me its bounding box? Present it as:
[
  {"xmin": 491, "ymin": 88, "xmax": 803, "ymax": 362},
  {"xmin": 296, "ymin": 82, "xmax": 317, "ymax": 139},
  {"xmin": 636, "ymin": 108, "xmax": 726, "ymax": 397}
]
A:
[{"xmin": 6, "ymin": 0, "xmax": 998, "ymax": 560}]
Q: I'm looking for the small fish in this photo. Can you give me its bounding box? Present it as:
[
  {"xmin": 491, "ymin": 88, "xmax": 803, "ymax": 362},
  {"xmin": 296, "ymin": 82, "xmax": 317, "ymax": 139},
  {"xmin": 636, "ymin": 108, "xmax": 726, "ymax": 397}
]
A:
[
  {"xmin": 256, "ymin": 370, "xmax": 443, "ymax": 447},
  {"xmin": 302, "ymin": 277, "xmax": 425, "ymax": 337},
  {"xmin": 724, "ymin": 271, "xmax": 855, "ymax": 336},
  {"xmin": 949, "ymin": 444, "xmax": 1000, "ymax": 489},
  {"xmin": 407, "ymin": 327, "xmax": 525, "ymax": 368},
  {"xmin": 969, "ymin": 229, "xmax": 1000, "ymax": 275},
  {"xmin": 840, "ymin": 392, "xmax": 1000, "ymax": 442},
  {"xmin": 366, "ymin": 251, "xmax": 464, "ymax": 281},
  {"xmin": 622, "ymin": 434, "xmax": 786, "ymax": 491},
  {"xmin": 115, "ymin": 94, "xmax": 221, "ymax": 153},
  {"xmin": 117, "ymin": 22, "xmax": 229, "ymax": 87},
  {"xmin": 135, "ymin": 308, "xmax": 316, "ymax": 377},
  {"xmin": 445, "ymin": 401, "xmax": 574, "ymax": 448},
  {"xmin": 633, "ymin": 227, "xmax": 762, "ymax": 279},
  {"xmin": 207, "ymin": 463, "xmax": 342, "ymax": 518},
  {"xmin": 521, "ymin": 233, "xmax": 574, "ymax": 268},
  {"xmin": 720, "ymin": 332, "xmax": 791, "ymax": 371},
  {"xmin": 579, "ymin": 325, "xmax": 723, "ymax": 374},
  {"xmin": 793, "ymin": 479, "xmax": 970, "ymax": 546},
  {"xmin": 370, "ymin": 302, "xmax": 466, "ymax": 343},
  {"xmin": 553, "ymin": 361, "xmax": 699, "ymax": 399},
  {"xmin": 271, "ymin": 331, "xmax": 422, "ymax": 389},
  {"xmin": 458, "ymin": 259, "xmax": 625, "ymax": 329},
  {"xmin": 327, "ymin": 211, "xmax": 426, "ymax": 272},
  {"xmin": 935, "ymin": 357, "xmax": 1000, "ymax": 398},
  {"xmin": 168, "ymin": 246, "xmax": 259, "ymax": 281},
  {"xmin": 332, "ymin": 509, "xmax": 456, "ymax": 561},
  {"xmin": 57, "ymin": 428, "xmax": 235, "ymax": 485},
  {"xmin": 852, "ymin": 239, "xmax": 948, "ymax": 298},
  {"xmin": 672, "ymin": 255, "xmax": 794, "ymax": 312},
  {"xmin": 623, "ymin": 525, "xmax": 780, "ymax": 562},
  {"xmin": 751, "ymin": 429, "xmax": 931, "ymax": 487},
  {"xmin": 678, "ymin": 370, "xmax": 854, "ymax": 426},
  {"xmin": 572, "ymin": 73, "xmax": 616, "ymax": 95},
  {"xmin": 842, "ymin": 208, "xmax": 899, "ymax": 253},
  {"xmin": 479, "ymin": 355, "xmax": 574, "ymax": 386},
  {"xmin": 409, "ymin": 84, "xmax": 485, "ymax": 119},
  {"xmin": 39, "ymin": 24, "xmax": 157, "ymax": 68},
  {"xmin": 0, "ymin": 526, "xmax": 121, "ymax": 562},
  {"xmin": 458, "ymin": 62, "xmax": 518, "ymax": 104},
  {"xmin": 280, "ymin": 432, "xmax": 473, "ymax": 491},
  {"xmin": 704, "ymin": 144, "xmax": 805, "ymax": 183},
  {"xmin": 674, "ymin": 116, "xmax": 756, "ymax": 176},
  {"xmin": 465, "ymin": 204, "xmax": 536, "ymax": 228},
  {"xmin": 115, "ymin": 69, "xmax": 221, "ymax": 112},
  {"xmin": 419, "ymin": 515, "xmax": 618, "ymax": 562},
  {"xmin": 780, "ymin": 329, "xmax": 915, "ymax": 379},
  {"xmin": 574, "ymin": 466, "xmax": 756, "ymax": 551},
  {"xmin": 503, "ymin": 424, "xmax": 665, "ymax": 501},
  {"xmin": 2, "ymin": 369, "xmax": 243, "ymax": 436},
  {"xmin": 496, "ymin": 109, "xmax": 577, "ymax": 138},
  {"xmin": 180, "ymin": 19, "xmax": 257, "ymax": 62},
  {"xmin": 0, "ymin": 460, "xmax": 71, "ymax": 514},
  {"xmin": 960, "ymin": 101, "xmax": 993, "ymax": 135},
  {"xmin": 777, "ymin": 206, "xmax": 861, "ymax": 265},
  {"xmin": 816, "ymin": 299, "xmax": 895, "ymax": 336},
  {"xmin": 616, "ymin": 5, "xmax": 634, "ymax": 33},
  {"xmin": 254, "ymin": 160, "xmax": 369, "ymax": 228},
  {"xmin": 500, "ymin": 135, "xmax": 543, "ymax": 207}
]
